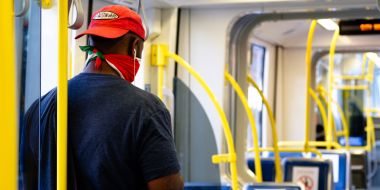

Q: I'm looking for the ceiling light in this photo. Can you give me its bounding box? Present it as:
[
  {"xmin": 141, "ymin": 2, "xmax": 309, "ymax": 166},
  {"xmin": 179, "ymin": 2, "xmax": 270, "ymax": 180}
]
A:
[
  {"xmin": 317, "ymin": 19, "xmax": 339, "ymax": 31},
  {"xmin": 366, "ymin": 52, "xmax": 380, "ymax": 67}
]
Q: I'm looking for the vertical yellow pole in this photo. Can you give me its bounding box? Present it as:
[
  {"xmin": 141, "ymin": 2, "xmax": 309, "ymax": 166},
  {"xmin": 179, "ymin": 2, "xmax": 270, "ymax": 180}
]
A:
[
  {"xmin": 308, "ymin": 88, "xmax": 328, "ymax": 137},
  {"xmin": 58, "ymin": 0, "xmax": 68, "ymax": 190},
  {"xmin": 0, "ymin": 1, "xmax": 18, "ymax": 189},
  {"xmin": 305, "ymin": 20, "xmax": 317, "ymax": 152},
  {"xmin": 157, "ymin": 66, "xmax": 164, "ymax": 100},
  {"xmin": 327, "ymin": 30, "xmax": 340, "ymax": 149}
]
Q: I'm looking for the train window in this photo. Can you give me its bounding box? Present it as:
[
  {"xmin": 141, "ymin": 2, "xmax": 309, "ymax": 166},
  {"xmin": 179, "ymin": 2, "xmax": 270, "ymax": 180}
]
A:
[
  {"xmin": 371, "ymin": 61, "xmax": 380, "ymax": 109},
  {"xmin": 247, "ymin": 44, "xmax": 266, "ymax": 147},
  {"xmin": 315, "ymin": 51, "xmax": 380, "ymax": 137}
]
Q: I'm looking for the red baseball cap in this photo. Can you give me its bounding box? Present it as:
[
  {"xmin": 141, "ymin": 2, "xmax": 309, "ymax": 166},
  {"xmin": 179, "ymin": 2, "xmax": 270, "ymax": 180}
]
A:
[{"xmin": 75, "ymin": 5, "xmax": 145, "ymax": 40}]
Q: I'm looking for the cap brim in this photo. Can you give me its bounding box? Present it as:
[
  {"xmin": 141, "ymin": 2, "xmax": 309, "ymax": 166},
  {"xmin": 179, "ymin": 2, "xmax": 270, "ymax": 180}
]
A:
[{"xmin": 75, "ymin": 26, "xmax": 130, "ymax": 39}]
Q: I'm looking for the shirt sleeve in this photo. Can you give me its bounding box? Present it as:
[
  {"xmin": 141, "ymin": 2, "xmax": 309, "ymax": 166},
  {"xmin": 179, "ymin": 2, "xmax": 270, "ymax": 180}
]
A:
[{"xmin": 136, "ymin": 108, "xmax": 180, "ymax": 182}]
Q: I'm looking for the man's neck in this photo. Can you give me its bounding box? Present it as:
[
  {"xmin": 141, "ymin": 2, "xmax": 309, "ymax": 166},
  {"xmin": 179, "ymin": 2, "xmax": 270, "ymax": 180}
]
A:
[{"xmin": 83, "ymin": 60, "xmax": 120, "ymax": 77}]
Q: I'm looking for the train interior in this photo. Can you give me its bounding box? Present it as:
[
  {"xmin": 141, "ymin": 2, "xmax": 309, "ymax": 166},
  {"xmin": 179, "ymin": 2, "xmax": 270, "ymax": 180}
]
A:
[{"xmin": 5, "ymin": 0, "xmax": 380, "ymax": 189}]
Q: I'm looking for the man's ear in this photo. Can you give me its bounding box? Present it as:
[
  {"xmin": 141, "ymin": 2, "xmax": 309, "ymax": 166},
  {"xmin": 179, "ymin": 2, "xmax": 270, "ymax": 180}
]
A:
[{"xmin": 132, "ymin": 39, "xmax": 143, "ymax": 58}]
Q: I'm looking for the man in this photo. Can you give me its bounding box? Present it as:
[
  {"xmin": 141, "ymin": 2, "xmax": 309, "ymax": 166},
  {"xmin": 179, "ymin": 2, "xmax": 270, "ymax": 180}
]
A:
[{"xmin": 20, "ymin": 5, "xmax": 183, "ymax": 190}]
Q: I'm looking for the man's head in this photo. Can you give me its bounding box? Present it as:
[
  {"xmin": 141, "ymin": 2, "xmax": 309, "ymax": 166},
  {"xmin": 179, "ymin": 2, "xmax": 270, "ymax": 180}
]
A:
[{"xmin": 76, "ymin": 5, "xmax": 145, "ymax": 57}]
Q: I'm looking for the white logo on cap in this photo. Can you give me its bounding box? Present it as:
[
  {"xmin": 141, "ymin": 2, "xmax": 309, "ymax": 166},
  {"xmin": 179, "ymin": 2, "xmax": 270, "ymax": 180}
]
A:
[{"xmin": 93, "ymin": 11, "xmax": 119, "ymax": 20}]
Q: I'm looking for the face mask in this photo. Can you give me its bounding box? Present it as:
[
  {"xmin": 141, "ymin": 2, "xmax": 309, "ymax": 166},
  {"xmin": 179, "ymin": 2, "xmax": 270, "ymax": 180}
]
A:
[{"xmin": 80, "ymin": 46, "xmax": 140, "ymax": 83}]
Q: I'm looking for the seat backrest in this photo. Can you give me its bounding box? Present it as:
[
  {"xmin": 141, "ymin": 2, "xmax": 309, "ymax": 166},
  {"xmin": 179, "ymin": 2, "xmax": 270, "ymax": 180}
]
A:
[
  {"xmin": 268, "ymin": 152, "xmax": 304, "ymax": 158},
  {"xmin": 184, "ymin": 183, "xmax": 230, "ymax": 190},
  {"xmin": 247, "ymin": 158, "xmax": 275, "ymax": 181},
  {"xmin": 320, "ymin": 150, "xmax": 351, "ymax": 190},
  {"xmin": 245, "ymin": 183, "xmax": 302, "ymax": 190},
  {"xmin": 338, "ymin": 137, "xmax": 365, "ymax": 146},
  {"xmin": 283, "ymin": 158, "xmax": 333, "ymax": 190}
]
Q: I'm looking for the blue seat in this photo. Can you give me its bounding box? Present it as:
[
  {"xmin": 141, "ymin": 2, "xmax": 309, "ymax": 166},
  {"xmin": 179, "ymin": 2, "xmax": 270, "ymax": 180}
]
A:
[
  {"xmin": 283, "ymin": 158, "xmax": 333, "ymax": 190},
  {"xmin": 319, "ymin": 150, "xmax": 350, "ymax": 190},
  {"xmin": 245, "ymin": 183, "xmax": 301, "ymax": 190},
  {"xmin": 339, "ymin": 137, "xmax": 365, "ymax": 146},
  {"xmin": 268, "ymin": 152, "xmax": 304, "ymax": 158},
  {"xmin": 247, "ymin": 158, "xmax": 276, "ymax": 181},
  {"xmin": 184, "ymin": 183, "xmax": 230, "ymax": 190}
]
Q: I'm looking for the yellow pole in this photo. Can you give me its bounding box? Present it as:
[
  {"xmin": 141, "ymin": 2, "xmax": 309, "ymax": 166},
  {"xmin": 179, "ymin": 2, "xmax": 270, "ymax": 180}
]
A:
[
  {"xmin": 225, "ymin": 72, "xmax": 264, "ymax": 182},
  {"xmin": 160, "ymin": 51, "xmax": 239, "ymax": 189},
  {"xmin": 58, "ymin": 1, "xmax": 69, "ymax": 189},
  {"xmin": 305, "ymin": 20, "xmax": 317, "ymax": 152},
  {"xmin": 251, "ymin": 147, "xmax": 323, "ymax": 157},
  {"xmin": 366, "ymin": 58, "xmax": 375, "ymax": 82},
  {"xmin": 361, "ymin": 54, "xmax": 368, "ymax": 76},
  {"xmin": 246, "ymin": 75, "xmax": 282, "ymax": 182},
  {"xmin": 0, "ymin": 1, "xmax": 18, "ymax": 189},
  {"xmin": 278, "ymin": 140, "xmax": 342, "ymax": 149},
  {"xmin": 327, "ymin": 29, "xmax": 340, "ymax": 150},
  {"xmin": 308, "ymin": 88, "xmax": 328, "ymax": 138},
  {"xmin": 318, "ymin": 86, "xmax": 350, "ymax": 149},
  {"xmin": 157, "ymin": 66, "xmax": 164, "ymax": 100}
]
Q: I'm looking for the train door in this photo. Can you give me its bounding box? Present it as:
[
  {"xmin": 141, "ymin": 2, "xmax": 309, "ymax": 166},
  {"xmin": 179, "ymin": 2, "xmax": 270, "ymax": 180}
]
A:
[{"xmin": 16, "ymin": 0, "xmax": 42, "ymax": 189}]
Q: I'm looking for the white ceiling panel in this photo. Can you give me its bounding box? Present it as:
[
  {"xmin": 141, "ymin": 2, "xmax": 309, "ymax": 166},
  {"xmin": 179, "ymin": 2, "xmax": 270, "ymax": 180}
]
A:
[{"xmin": 253, "ymin": 19, "xmax": 380, "ymax": 48}]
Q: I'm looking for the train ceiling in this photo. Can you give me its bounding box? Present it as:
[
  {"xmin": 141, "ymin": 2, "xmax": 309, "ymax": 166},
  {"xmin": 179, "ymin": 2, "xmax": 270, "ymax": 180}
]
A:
[
  {"xmin": 253, "ymin": 19, "xmax": 380, "ymax": 48},
  {"xmin": 145, "ymin": 0, "xmax": 377, "ymax": 9}
]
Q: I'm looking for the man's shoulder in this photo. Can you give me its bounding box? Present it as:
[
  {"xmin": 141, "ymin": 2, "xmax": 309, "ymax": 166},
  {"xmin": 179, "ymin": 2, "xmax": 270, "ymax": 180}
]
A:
[{"xmin": 128, "ymin": 86, "xmax": 167, "ymax": 114}]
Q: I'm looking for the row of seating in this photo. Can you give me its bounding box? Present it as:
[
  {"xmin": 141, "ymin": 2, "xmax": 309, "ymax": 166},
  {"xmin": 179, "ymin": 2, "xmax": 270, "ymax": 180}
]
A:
[
  {"xmin": 184, "ymin": 132, "xmax": 370, "ymax": 189},
  {"xmin": 248, "ymin": 150, "xmax": 349, "ymax": 190}
]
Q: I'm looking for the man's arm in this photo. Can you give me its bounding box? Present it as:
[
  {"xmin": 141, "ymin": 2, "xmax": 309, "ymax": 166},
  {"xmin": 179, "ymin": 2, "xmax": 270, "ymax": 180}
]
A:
[
  {"xmin": 135, "ymin": 106, "xmax": 183, "ymax": 190},
  {"xmin": 148, "ymin": 172, "xmax": 184, "ymax": 190}
]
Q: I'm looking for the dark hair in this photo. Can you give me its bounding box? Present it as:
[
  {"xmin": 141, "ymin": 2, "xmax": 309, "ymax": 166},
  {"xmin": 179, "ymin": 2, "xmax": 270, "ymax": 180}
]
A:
[{"xmin": 89, "ymin": 31, "xmax": 143, "ymax": 54}]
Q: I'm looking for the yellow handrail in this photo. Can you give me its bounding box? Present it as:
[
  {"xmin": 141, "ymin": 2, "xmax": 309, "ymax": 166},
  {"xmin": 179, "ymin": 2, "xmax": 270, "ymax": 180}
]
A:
[
  {"xmin": 318, "ymin": 86, "xmax": 350, "ymax": 149},
  {"xmin": 305, "ymin": 20, "xmax": 317, "ymax": 152},
  {"xmin": 334, "ymin": 75, "xmax": 366, "ymax": 80},
  {"xmin": 308, "ymin": 88, "xmax": 328, "ymax": 137},
  {"xmin": 151, "ymin": 44, "xmax": 239, "ymax": 190},
  {"xmin": 58, "ymin": 0, "xmax": 69, "ymax": 189},
  {"xmin": 361, "ymin": 54, "xmax": 368, "ymax": 76},
  {"xmin": 246, "ymin": 75, "xmax": 282, "ymax": 182},
  {"xmin": 327, "ymin": 29, "xmax": 340, "ymax": 149},
  {"xmin": 278, "ymin": 141, "xmax": 342, "ymax": 150},
  {"xmin": 224, "ymin": 72, "xmax": 264, "ymax": 182},
  {"xmin": 0, "ymin": 1, "xmax": 18, "ymax": 189},
  {"xmin": 248, "ymin": 147, "xmax": 323, "ymax": 158},
  {"xmin": 333, "ymin": 85, "xmax": 368, "ymax": 90}
]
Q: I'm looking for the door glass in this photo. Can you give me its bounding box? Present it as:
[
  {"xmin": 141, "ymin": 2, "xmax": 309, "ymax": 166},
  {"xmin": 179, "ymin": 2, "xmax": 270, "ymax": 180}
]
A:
[
  {"xmin": 315, "ymin": 52, "xmax": 380, "ymax": 139},
  {"xmin": 17, "ymin": 0, "xmax": 41, "ymax": 188},
  {"xmin": 247, "ymin": 44, "xmax": 266, "ymax": 148}
]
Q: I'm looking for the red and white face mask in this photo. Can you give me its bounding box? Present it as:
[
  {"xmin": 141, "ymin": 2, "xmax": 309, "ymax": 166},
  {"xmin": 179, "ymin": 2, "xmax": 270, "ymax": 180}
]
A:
[{"xmin": 81, "ymin": 46, "xmax": 140, "ymax": 83}]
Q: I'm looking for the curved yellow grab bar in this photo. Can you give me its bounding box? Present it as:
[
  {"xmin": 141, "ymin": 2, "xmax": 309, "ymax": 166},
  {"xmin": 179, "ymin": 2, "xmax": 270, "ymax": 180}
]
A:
[
  {"xmin": 248, "ymin": 147, "xmax": 323, "ymax": 158},
  {"xmin": 308, "ymin": 88, "xmax": 328, "ymax": 138},
  {"xmin": 151, "ymin": 44, "xmax": 239, "ymax": 190},
  {"xmin": 0, "ymin": 1, "xmax": 18, "ymax": 189},
  {"xmin": 168, "ymin": 53, "xmax": 238, "ymax": 189},
  {"xmin": 246, "ymin": 75, "xmax": 282, "ymax": 182},
  {"xmin": 305, "ymin": 20, "xmax": 317, "ymax": 152},
  {"xmin": 58, "ymin": 1, "xmax": 69, "ymax": 189},
  {"xmin": 327, "ymin": 29, "xmax": 340, "ymax": 149},
  {"xmin": 318, "ymin": 86, "xmax": 350, "ymax": 149},
  {"xmin": 224, "ymin": 72, "xmax": 264, "ymax": 182}
]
